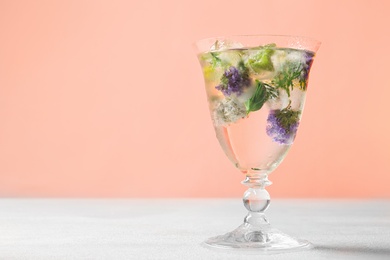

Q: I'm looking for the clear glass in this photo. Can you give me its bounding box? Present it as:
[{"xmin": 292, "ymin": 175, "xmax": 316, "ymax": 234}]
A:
[{"xmin": 194, "ymin": 35, "xmax": 320, "ymax": 253}]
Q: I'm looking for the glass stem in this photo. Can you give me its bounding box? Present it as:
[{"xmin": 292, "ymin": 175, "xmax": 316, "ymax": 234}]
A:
[{"xmin": 241, "ymin": 174, "xmax": 272, "ymax": 241}]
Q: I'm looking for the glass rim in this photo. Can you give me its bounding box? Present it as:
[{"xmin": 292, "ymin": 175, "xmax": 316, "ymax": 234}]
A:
[{"xmin": 194, "ymin": 34, "xmax": 321, "ymax": 54}]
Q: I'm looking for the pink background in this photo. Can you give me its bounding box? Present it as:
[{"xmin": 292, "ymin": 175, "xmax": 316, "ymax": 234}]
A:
[{"xmin": 0, "ymin": 0, "xmax": 389, "ymax": 198}]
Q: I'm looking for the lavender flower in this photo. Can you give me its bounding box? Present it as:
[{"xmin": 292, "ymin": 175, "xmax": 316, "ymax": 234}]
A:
[
  {"xmin": 299, "ymin": 52, "xmax": 314, "ymax": 89},
  {"xmin": 266, "ymin": 108, "xmax": 300, "ymax": 145},
  {"xmin": 215, "ymin": 62, "xmax": 251, "ymax": 96}
]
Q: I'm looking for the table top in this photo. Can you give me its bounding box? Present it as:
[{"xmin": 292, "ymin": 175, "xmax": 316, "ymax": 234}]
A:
[{"xmin": 0, "ymin": 199, "xmax": 389, "ymax": 260}]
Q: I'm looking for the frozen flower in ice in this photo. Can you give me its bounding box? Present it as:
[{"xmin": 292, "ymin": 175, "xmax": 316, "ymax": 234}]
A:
[
  {"xmin": 213, "ymin": 98, "xmax": 246, "ymax": 126},
  {"xmin": 299, "ymin": 51, "xmax": 314, "ymax": 89},
  {"xmin": 248, "ymin": 44, "xmax": 276, "ymax": 73},
  {"xmin": 215, "ymin": 61, "xmax": 251, "ymax": 96},
  {"xmin": 277, "ymin": 50, "xmax": 315, "ymax": 92},
  {"xmin": 266, "ymin": 107, "xmax": 300, "ymax": 145}
]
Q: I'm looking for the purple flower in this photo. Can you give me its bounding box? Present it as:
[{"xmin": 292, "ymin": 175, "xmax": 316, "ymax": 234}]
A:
[
  {"xmin": 215, "ymin": 62, "xmax": 251, "ymax": 96},
  {"xmin": 266, "ymin": 109, "xmax": 300, "ymax": 145},
  {"xmin": 299, "ymin": 52, "xmax": 314, "ymax": 89}
]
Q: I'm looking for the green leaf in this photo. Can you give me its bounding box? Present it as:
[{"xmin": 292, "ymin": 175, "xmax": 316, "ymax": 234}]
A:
[
  {"xmin": 245, "ymin": 81, "xmax": 277, "ymax": 115},
  {"xmin": 210, "ymin": 52, "xmax": 221, "ymax": 65},
  {"xmin": 247, "ymin": 44, "xmax": 276, "ymax": 73}
]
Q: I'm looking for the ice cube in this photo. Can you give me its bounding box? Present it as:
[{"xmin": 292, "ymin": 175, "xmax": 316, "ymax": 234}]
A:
[
  {"xmin": 285, "ymin": 50, "xmax": 307, "ymax": 65},
  {"xmin": 207, "ymin": 40, "xmax": 245, "ymax": 69},
  {"xmin": 209, "ymin": 39, "xmax": 244, "ymax": 51},
  {"xmin": 270, "ymin": 50, "xmax": 287, "ymax": 73}
]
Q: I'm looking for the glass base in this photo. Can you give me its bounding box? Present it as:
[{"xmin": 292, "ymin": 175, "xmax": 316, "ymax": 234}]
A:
[{"xmin": 204, "ymin": 222, "xmax": 311, "ymax": 253}]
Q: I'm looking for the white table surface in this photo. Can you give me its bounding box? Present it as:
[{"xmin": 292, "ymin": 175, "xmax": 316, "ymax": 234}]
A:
[{"xmin": 0, "ymin": 199, "xmax": 389, "ymax": 260}]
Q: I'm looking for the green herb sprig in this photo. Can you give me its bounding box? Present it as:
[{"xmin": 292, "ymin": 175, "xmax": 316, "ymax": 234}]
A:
[
  {"xmin": 210, "ymin": 52, "xmax": 223, "ymax": 68},
  {"xmin": 272, "ymin": 64, "xmax": 303, "ymax": 97}
]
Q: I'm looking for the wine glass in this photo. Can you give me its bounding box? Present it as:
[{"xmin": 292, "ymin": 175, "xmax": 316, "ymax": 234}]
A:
[{"xmin": 194, "ymin": 35, "xmax": 320, "ymax": 252}]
